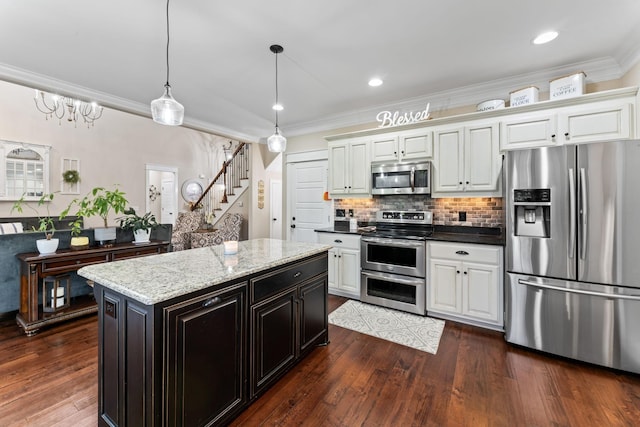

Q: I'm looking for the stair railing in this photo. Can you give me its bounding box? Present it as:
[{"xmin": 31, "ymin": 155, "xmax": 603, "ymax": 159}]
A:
[{"xmin": 191, "ymin": 142, "xmax": 249, "ymax": 214}]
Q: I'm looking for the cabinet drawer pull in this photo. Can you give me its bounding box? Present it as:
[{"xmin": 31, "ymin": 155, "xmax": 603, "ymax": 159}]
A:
[
  {"xmin": 334, "ymin": 239, "xmax": 343, "ymax": 243},
  {"xmin": 293, "ymin": 271, "xmax": 302, "ymax": 278},
  {"xmin": 202, "ymin": 296, "xmax": 222, "ymax": 307},
  {"xmin": 455, "ymin": 250, "xmax": 469, "ymax": 255},
  {"xmin": 76, "ymin": 260, "xmax": 81, "ymax": 264}
]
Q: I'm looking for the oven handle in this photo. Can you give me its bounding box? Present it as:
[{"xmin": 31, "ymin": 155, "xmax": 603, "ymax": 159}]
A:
[
  {"xmin": 362, "ymin": 270, "xmax": 425, "ymax": 285},
  {"xmin": 362, "ymin": 237, "xmax": 424, "ymax": 248}
]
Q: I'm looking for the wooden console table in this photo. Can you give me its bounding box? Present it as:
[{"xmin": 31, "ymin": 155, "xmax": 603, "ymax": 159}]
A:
[{"xmin": 16, "ymin": 241, "xmax": 170, "ymax": 336}]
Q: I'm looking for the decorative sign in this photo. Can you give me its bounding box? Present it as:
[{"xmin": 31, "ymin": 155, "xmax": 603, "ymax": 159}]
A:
[
  {"xmin": 257, "ymin": 180, "xmax": 265, "ymax": 209},
  {"xmin": 376, "ymin": 103, "xmax": 430, "ymax": 128}
]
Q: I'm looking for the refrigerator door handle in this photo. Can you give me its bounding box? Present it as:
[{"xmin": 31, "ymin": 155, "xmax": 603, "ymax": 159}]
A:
[
  {"xmin": 518, "ymin": 279, "xmax": 640, "ymax": 301},
  {"xmin": 579, "ymin": 168, "xmax": 588, "ymax": 260},
  {"xmin": 568, "ymin": 168, "xmax": 576, "ymax": 258}
]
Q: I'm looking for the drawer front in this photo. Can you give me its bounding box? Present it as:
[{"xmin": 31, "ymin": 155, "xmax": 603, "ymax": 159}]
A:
[
  {"xmin": 112, "ymin": 246, "xmax": 165, "ymax": 260},
  {"xmin": 429, "ymin": 242, "xmax": 501, "ymax": 264},
  {"xmin": 42, "ymin": 253, "xmax": 111, "ymax": 274},
  {"xmin": 317, "ymin": 233, "xmax": 360, "ymax": 250},
  {"xmin": 251, "ymin": 254, "xmax": 328, "ymax": 303}
]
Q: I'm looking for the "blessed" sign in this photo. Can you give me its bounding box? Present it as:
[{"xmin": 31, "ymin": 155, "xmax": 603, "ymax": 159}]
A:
[{"xmin": 376, "ymin": 103, "xmax": 430, "ymax": 128}]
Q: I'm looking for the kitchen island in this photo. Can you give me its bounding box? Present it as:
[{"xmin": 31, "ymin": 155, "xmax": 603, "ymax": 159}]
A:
[{"xmin": 78, "ymin": 238, "xmax": 330, "ymax": 427}]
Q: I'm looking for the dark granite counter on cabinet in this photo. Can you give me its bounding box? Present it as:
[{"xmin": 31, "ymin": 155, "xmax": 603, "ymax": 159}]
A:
[{"xmin": 429, "ymin": 226, "xmax": 505, "ymax": 246}]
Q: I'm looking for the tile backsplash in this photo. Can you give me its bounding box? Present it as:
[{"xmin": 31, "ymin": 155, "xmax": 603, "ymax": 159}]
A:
[{"xmin": 335, "ymin": 195, "xmax": 503, "ymax": 228}]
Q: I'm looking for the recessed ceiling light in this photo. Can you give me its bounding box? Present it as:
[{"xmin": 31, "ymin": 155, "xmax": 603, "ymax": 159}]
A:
[
  {"xmin": 272, "ymin": 103, "xmax": 283, "ymax": 111},
  {"xmin": 533, "ymin": 31, "xmax": 558, "ymax": 45},
  {"xmin": 368, "ymin": 78, "xmax": 383, "ymax": 87}
]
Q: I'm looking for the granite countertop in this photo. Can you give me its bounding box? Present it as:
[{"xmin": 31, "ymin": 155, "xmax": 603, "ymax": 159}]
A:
[
  {"xmin": 315, "ymin": 224, "xmax": 505, "ymax": 246},
  {"xmin": 78, "ymin": 238, "xmax": 331, "ymax": 305}
]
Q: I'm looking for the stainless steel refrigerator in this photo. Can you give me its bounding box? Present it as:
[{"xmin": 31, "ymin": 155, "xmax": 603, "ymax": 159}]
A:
[{"xmin": 505, "ymin": 140, "xmax": 640, "ymax": 374}]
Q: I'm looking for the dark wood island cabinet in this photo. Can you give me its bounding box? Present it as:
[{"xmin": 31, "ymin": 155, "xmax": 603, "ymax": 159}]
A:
[{"xmin": 79, "ymin": 239, "xmax": 329, "ymax": 427}]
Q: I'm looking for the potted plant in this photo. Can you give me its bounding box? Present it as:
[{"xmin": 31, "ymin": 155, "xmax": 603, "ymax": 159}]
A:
[
  {"xmin": 12, "ymin": 193, "xmax": 59, "ymax": 254},
  {"xmin": 117, "ymin": 208, "xmax": 158, "ymax": 243},
  {"xmin": 61, "ymin": 186, "xmax": 128, "ymax": 246}
]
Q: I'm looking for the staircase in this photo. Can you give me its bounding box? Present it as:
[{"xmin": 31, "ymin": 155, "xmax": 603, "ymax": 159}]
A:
[{"xmin": 191, "ymin": 142, "xmax": 250, "ymax": 226}]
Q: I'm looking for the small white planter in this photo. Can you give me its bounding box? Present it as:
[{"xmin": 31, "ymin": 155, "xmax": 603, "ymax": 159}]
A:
[
  {"xmin": 36, "ymin": 238, "xmax": 59, "ymax": 255},
  {"xmin": 94, "ymin": 227, "xmax": 117, "ymax": 245},
  {"xmin": 133, "ymin": 229, "xmax": 151, "ymax": 243}
]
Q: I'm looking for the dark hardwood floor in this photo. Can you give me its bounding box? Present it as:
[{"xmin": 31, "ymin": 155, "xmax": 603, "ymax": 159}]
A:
[{"xmin": 1, "ymin": 295, "xmax": 639, "ymax": 426}]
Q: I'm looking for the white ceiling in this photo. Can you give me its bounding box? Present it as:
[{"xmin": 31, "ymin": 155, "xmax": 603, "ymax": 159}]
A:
[{"xmin": 1, "ymin": 0, "xmax": 640, "ymax": 142}]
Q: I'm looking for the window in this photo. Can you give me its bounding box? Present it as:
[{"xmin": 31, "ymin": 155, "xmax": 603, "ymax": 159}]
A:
[{"xmin": 0, "ymin": 140, "xmax": 50, "ymax": 201}]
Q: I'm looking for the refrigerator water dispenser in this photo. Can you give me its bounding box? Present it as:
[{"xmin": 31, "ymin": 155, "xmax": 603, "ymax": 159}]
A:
[{"xmin": 513, "ymin": 189, "xmax": 551, "ymax": 238}]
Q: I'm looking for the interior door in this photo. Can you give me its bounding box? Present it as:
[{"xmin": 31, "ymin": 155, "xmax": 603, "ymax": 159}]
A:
[
  {"xmin": 161, "ymin": 178, "xmax": 176, "ymax": 225},
  {"xmin": 287, "ymin": 160, "xmax": 332, "ymax": 243},
  {"xmin": 270, "ymin": 179, "xmax": 282, "ymax": 239}
]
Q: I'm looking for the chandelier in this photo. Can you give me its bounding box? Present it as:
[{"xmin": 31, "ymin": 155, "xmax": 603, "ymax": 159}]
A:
[{"xmin": 34, "ymin": 90, "xmax": 103, "ymax": 127}]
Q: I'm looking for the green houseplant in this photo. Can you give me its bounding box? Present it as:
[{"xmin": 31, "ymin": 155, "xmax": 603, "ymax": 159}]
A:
[
  {"xmin": 117, "ymin": 208, "xmax": 158, "ymax": 243},
  {"xmin": 12, "ymin": 193, "xmax": 59, "ymax": 254},
  {"xmin": 61, "ymin": 186, "xmax": 128, "ymax": 246}
]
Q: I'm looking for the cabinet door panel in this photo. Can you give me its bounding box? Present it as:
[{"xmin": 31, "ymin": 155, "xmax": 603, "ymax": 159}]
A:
[
  {"xmin": 349, "ymin": 141, "xmax": 371, "ymax": 194},
  {"xmin": 251, "ymin": 290, "xmax": 296, "ymax": 396},
  {"xmin": 433, "ymin": 128, "xmax": 463, "ymax": 192},
  {"xmin": 338, "ymin": 248, "xmax": 360, "ymax": 294},
  {"xmin": 326, "ymin": 248, "xmax": 339, "ymax": 291},
  {"xmin": 166, "ymin": 284, "xmax": 246, "ymax": 427},
  {"xmin": 371, "ymin": 136, "xmax": 398, "ymax": 162},
  {"xmin": 462, "ymin": 262, "xmax": 499, "ymax": 322},
  {"xmin": 561, "ymin": 103, "xmax": 631, "ymax": 143},
  {"xmin": 500, "ymin": 113, "xmax": 558, "ymax": 150},
  {"xmin": 428, "ymin": 259, "xmax": 461, "ymax": 313},
  {"xmin": 401, "ymin": 130, "xmax": 432, "ymax": 160},
  {"xmin": 465, "ymin": 124, "xmax": 500, "ymax": 191},
  {"xmin": 329, "ymin": 144, "xmax": 348, "ymax": 194},
  {"xmin": 299, "ymin": 277, "xmax": 328, "ymax": 353}
]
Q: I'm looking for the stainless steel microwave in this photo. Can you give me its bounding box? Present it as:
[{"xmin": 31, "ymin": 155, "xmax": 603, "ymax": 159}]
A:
[{"xmin": 371, "ymin": 162, "xmax": 431, "ymax": 195}]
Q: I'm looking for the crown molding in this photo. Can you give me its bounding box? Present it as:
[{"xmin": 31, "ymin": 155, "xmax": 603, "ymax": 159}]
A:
[
  {"xmin": 286, "ymin": 57, "xmax": 625, "ymax": 137},
  {"xmin": 1, "ymin": 56, "xmax": 633, "ymax": 142},
  {"xmin": 0, "ymin": 62, "xmax": 259, "ymax": 143}
]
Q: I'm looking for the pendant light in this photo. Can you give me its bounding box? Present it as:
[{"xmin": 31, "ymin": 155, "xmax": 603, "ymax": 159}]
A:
[
  {"xmin": 267, "ymin": 44, "xmax": 286, "ymax": 152},
  {"xmin": 150, "ymin": 0, "xmax": 184, "ymax": 126}
]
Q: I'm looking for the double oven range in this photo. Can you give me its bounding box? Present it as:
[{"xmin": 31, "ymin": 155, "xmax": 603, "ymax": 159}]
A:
[{"xmin": 360, "ymin": 210, "xmax": 433, "ymax": 315}]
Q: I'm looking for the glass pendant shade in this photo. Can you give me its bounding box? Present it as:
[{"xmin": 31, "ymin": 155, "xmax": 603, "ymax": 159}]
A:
[
  {"xmin": 151, "ymin": 84, "xmax": 184, "ymax": 126},
  {"xmin": 267, "ymin": 126, "xmax": 287, "ymax": 152}
]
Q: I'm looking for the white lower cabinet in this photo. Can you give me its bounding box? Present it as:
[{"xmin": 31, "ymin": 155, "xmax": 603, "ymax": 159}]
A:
[
  {"xmin": 427, "ymin": 242, "xmax": 503, "ymax": 330},
  {"xmin": 318, "ymin": 233, "xmax": 361, "ymax": 299}
]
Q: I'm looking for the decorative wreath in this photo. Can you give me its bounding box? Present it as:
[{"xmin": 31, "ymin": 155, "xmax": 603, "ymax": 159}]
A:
[{"xmin": 62, "ymin": 169, "xmax": 80, "ymax": 184}]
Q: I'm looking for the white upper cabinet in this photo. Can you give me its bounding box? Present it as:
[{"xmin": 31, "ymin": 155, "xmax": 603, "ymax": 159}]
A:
[
  {"xmin": 433, "ymin": 126, "xmax": 463, "ymax": 192},
  {"xmin": 501, "ymin": 94, "xmax": 635, "ymax": 151},
  {"xmin": 500, "ymin": 111, "xmax": 559, "ymax": 150},
  {"xmin": 328, "ymin": 138, "xmax": 370, "ymax": 197},
  {"xmin": 432, "ymin": 120, "xmax": 501, "ymax": 197},
  {"xmin": 558, "ymin": 102, "xmax": 632, "ymax": 144},
  {"xmin": 399, "ymin": 128, "xmax": 433, "ymax": 161},
  {"xmin": 371, "ymin": 129, "xmax": 432, "ymax": 163},
  {"xmin": 370, "ymin": 135, "xmax": 398, "ymax": 162},
  {"xmin": 325, "ymin": 87, "xmax": 638, "ymax": 197}
]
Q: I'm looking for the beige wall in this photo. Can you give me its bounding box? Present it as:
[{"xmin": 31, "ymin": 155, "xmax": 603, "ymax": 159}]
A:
[
  {"xmin": 247, "ymin": 144, "xmax": 283, "ymax": 239},
  {"xmin": 0, "ymin": 79, "xmax": 237, "ymax": 228},
  {"xmin": 622, "ymin": 61, "xmax": 640, "ymax": 87}
]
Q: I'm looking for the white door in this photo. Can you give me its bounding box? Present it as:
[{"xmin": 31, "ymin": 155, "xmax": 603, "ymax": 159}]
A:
[
  {"xmin": 287, "ymin": 160, "xmax": 332, "ymax": 243},
  {"xmin": 270, "ymin": 179, "xmax": 282, "ymax": 239},
  {"xmin": 161, "ymin": 178, "xmax": 176, "ymax": 225}
]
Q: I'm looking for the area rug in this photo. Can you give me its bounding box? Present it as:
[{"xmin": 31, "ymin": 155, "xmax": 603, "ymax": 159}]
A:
[{"xmin": 328, "ymin": 300, "xmax": 445, "ymax": 354}]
